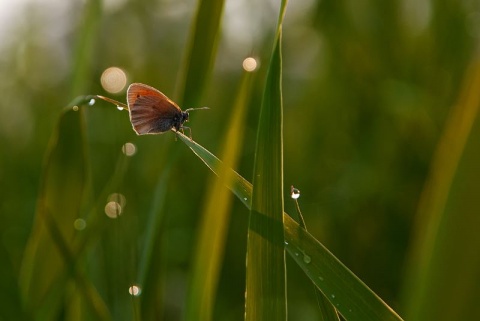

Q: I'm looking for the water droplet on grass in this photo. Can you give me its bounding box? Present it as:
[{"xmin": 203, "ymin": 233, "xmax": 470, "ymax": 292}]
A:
[
  {"xmin": 291, "ymin": 187, "xmax": 301, "ymax": 199},
  {"xmin": 303, "ymin": 254, "xmax": 311, "ymax": 264}
]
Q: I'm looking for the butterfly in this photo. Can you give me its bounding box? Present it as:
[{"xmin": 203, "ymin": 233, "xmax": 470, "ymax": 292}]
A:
[{"xmin": 127, "ymin": 83, "xmax": 208, "ymax": 136}]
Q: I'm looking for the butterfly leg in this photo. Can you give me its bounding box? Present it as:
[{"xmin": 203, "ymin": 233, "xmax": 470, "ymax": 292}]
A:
[
  {"xmin": 171, "ymin": 128, "xmax": 179, "ymax": 141},
  {"xmin": 181, "ymin": 126, "xmax": 192, "ymax": 140}
]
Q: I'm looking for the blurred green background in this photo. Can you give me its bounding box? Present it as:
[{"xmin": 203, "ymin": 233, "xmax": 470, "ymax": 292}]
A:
[{"xmin": 1, "ymin": 0, "xmax": 479, "ymax": 320}]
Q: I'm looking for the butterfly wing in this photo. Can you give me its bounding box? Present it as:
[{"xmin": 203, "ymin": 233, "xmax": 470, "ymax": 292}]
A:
[{"xmin": 127, "ymin": 83, "xmax": 182, "ymax": 135}]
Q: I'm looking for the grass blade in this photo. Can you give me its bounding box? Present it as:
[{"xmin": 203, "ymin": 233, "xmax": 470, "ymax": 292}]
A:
[
  {"xmin": 403, "ymin": 60, "xmax": 480, "ymax": 321},
  {"xmin": 137, "ymin": 165, "xmax": 172, "ymax": 320},
  {"xmin": 185, "ymin": 71, "xmax": 254, "ymax": 321},
  {"xmin": 177, "ymin": 133, "xmax": 252, "ymax": 208},
  {"xmin": 290, "ymin": 194, "xmax": 340, "ymax": 321},
  {"xmin": 246, "ymin": 31, "xmax": 286, "ymax": 321},
  {"xmin": 19, "ymin": 0, "xmax": 104, "ymax": 317},
  {"xmin": 243, "ymin": 1, "xmax": 289, "ymax": 319},
  {"xmin": 176, "ymin": 0, "xmax": 225, "ymax": 108},
  {"xmin": 177, "ymin": 133, "xmax": 404, "ymax": 321},
  {"xmin": 283, "ymin": 216, "xmax": 403, "ymax": 321},
  {"xmin": 20, "ymin": 99, "xmax": 109, "ymax": 321}
]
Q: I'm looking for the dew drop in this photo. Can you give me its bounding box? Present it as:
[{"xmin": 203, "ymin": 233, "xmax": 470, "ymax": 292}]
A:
[
  {"xmin": 303, "ymin": 254, "xmax": 311, "ymax": 264},
  {"xmin": 291, "ymin": 187, "xmax": 301, "ymax": 199},
  {"xmin": 88, "ymin": 98, "xmax": 96, "ymax": 106},
  {"xmin": 284, "ymin": 241, "xmax": 289, "ymax": 245},
  {"xmin": 331, "ymin": 294, "xmax": 335, "ymax": 299},
  {"xmin": 72, "ymin": 105, "xmax": 79, "ymax": 111},
  {"xmin": 295, "ymin": 252, "xmax": 299, "ymax": 256},
  {"xmin": 117, "ymin": 105, "xmax": 124, "ymax": 111}
]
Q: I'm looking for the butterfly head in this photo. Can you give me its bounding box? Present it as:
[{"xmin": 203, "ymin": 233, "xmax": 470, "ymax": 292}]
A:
[
  {"xmin": 181, "ymin": 110, "xmax": 189, "ymax": 123},
  {"xmin": 172, "ymin": 110, "xmax": 189, "ymax": 132}
]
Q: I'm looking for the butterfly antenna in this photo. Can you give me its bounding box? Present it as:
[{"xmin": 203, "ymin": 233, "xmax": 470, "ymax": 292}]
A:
[{"xmin": 185, "ymin": 107, "xmax": 210, "ymax": 112}]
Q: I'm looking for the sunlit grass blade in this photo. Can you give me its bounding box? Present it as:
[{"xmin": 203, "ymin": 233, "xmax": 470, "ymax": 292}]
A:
[
  {"xmin": 177, "ymin": 133, "xmax": 252, "ymax": 208},
  {"xmin": 403, "ymin": 60, "xmax": 480, "ymax": 321},
  {"xmin": 175, "ymin": 0, "xmax": 225, "ymax": 107},
  {"xmin": 176, "ymin": 134, "xmax": 404, "ymax": 321},
  {"xmin": 185, "ymin": 71, "xmax": 254, "ymax": 321}
]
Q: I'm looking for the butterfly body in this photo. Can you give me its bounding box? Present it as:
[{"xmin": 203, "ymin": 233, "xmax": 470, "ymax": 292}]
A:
[{"xmin": 127, "ymin": 83, "xmax": 190, "ymax": 135}]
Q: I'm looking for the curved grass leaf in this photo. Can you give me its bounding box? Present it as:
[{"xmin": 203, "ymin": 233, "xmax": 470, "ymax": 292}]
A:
[
  {"xmin": 20, "ymin": 98, "xmax": 110, "ymax": 321},
  {"xmin": 19, "ymin": 0, "xmax": 106, "ymax": 318},
  {"xmin": 176, "ymin": 132, "xmax": 404, "ymax": 321}
]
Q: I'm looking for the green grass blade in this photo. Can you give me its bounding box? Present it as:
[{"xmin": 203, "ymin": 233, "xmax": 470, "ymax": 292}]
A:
[
  {"xmin": 176, "ymin": 133, "xmax": 404, "ymax": 321},
  {"xmin": 246, "ymin": 32, "xmax": 286, "ymax": 321},
  {"xmin": 283, "ymin": 215, "xmax": 403, "ymax": 321},
  {"xmin": 19, "ymin": 0, "xmax": 104, "ymax": 317},
  {"xmin": 177, "ymin": 133, "xmax": 252, "ymax": 208},
  {"xmin": 0, "ymin": 247, "xmax": 27, "ymax": 320},
  {"xmin": 137, "ymin": 165, "xmax": 172, "ymax": 320},
  {"xmin": 71, "ymin": 0, "xmax": 102, "ymax": 96},
  {"xmin": 403, "ymin": 60, "xmax": 480, "ymax": 321},
  {"xmin": 185, "ymin": 71, "xmax": 254, "ymax": 321},
  {"xmin": 243, "ymin": 1, "xmax": 289, "ymax": 319},
  {"xmin": 176, "ymin": 0, "xmax": 225, "ymax": 107},
  {"xmin": 315, "ymin": 293, "xmax": 341, "ymax": 321},
  {"xmin": 291, "ymin": 197, "xmax": 340, "ymax": 321},
  {"xmin": 19, "ymin": 107, "xmax": 86, "ymax": 310}
]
